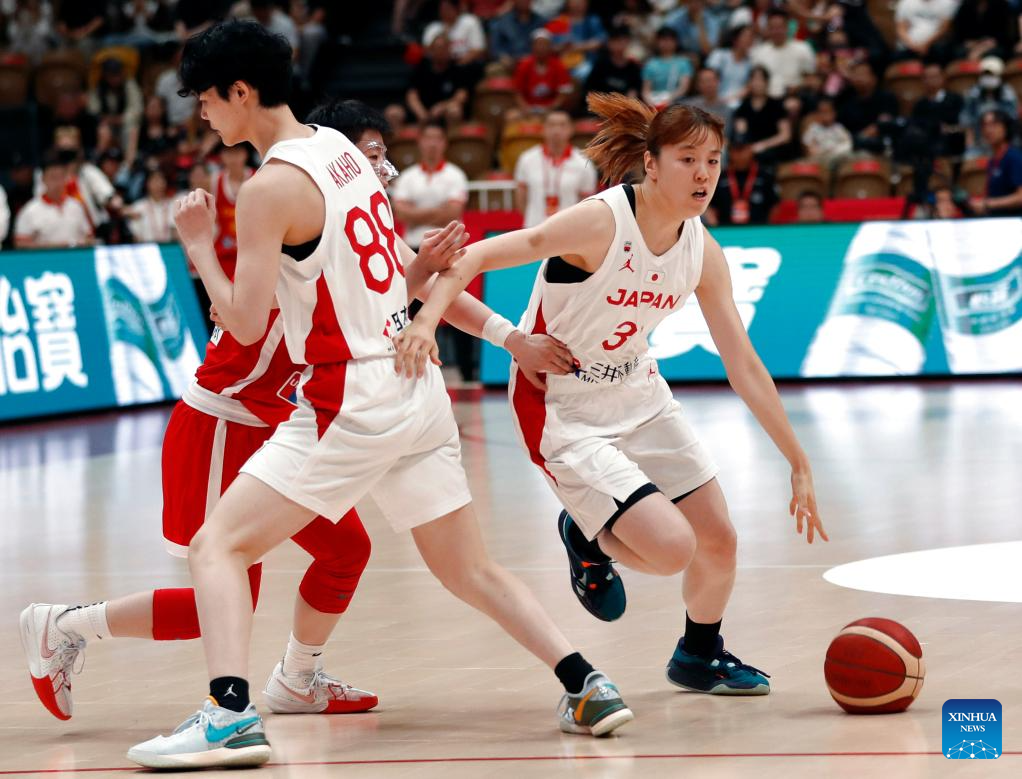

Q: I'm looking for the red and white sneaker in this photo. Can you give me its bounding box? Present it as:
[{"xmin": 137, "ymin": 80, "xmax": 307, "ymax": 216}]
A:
[
  {"xmin": 19, "ymin": 604, "xmax": 86, "ymax": 721},
  {"xmin": 262, "ymin": 662, "xmax": 378, "ymax": 714}
]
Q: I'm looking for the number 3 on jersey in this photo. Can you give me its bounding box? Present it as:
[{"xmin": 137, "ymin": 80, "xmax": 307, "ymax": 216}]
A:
[
  {"xmin": 603, "ymin": 320, "xmax": 638, "ymax": 351},
  {"xmin": 344, "ymin": 191, "xmax": 404, "ymax": 293}
]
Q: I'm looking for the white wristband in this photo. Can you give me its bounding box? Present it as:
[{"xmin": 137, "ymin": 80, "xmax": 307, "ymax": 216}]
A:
[{"xmin": 481, "ymin": 313, "xmax": 518, "ymax": 348}]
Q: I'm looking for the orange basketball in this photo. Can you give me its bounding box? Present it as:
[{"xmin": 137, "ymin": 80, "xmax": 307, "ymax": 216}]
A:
[{"xmin": 824, "ymin": 617, "xmax": 925, "ymax": 714}]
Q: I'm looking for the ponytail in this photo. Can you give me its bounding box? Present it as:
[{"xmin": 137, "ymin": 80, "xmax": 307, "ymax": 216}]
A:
[{"xmin": 585, "ymin": 92, "xmax": 656, "ymax": 185}]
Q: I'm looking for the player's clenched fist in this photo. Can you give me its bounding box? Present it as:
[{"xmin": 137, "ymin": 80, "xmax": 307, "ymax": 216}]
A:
[{"xmin": 174, "ymin": 189, "xmax": 217, "ymax": 249}]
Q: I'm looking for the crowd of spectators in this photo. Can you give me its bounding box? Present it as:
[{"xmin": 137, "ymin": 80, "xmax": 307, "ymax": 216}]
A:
[{"xmin": 7, "ymin": 0, "xmax": 1022, "ymax": 252}]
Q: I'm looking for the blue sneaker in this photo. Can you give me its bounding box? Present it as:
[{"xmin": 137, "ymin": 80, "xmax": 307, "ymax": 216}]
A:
[
  {"xmin": 127, "ymin": 698, "xmax": 271, "ymax": 769},
  {"xmin": 666, "ymin": 635, "xmax": 770, "ymax": 695},
  {"xmin": 558, "ymin": 511, "xmax": 626, "ymax": 622}
]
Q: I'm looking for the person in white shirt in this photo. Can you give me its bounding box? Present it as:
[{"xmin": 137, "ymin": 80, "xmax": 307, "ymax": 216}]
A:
[
  {"xmin": 0, "ymin": 186, "xmax": 10, "ymax": 246},
  {"xmin": 423, "ymin": 0, "xmax": 487, "ymax": 66},
  {"xmin": 127, "ymin": 167, "xmax": 177, "ymax": 243},
  {"xmin": 750, "ymin": 9, "xmax": 815, "ymax": 98},
  {"xmin": 801, "ymin": 97, "xmax": 853, "ymax": 169},
  {"xmin": 895, "ymin": 0, "xmax": 957, "ymax": 60},
  {"xmin": 15, "ymin": 152, "xmax": 93, "ymax": 249},
  {"xmin": 514, "ymin": 110, "xmax": 598, "ymax": 228},
  {"xmin": 391, "ymin": 120, "xmax": 469, "ymax": 250}
]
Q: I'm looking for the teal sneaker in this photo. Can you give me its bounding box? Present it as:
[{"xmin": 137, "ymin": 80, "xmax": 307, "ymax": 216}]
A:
[
  {"xmin": 666, "ymin": 636, "xmax": 770, "ymax": 695},
  {"xmin": 557, "ymin": 671, "xmax": 634, "ymax": 737},
  {"xmin": 558, "ymin": 511, "xmax": 626, "ymax": 622},
  {"xmin": 127, "ymin": 698, "xmax": 271, "ymax": 769}
]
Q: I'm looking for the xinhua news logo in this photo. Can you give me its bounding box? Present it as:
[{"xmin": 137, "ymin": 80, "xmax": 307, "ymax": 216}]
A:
[{"xmin": 943, "ymin": 699, "xmax": 1001, "ymax": 760}]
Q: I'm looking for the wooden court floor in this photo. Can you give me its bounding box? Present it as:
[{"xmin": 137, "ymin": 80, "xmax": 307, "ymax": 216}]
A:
[{"xmin": 1, "ymin": 382, "xmax": 1019, "ymax": 777}]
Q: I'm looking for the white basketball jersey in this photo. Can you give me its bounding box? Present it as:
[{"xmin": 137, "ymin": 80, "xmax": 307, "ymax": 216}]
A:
[
  {"xmin": 519, "ymin": 184, "xmax": 704, "ymax": 394},
  {"xmin": 261, "ymin": 126, "xmax": 410, "ymax": 366}
]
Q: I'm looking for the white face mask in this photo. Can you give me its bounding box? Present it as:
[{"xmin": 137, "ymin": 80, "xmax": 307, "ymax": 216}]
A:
[
  {"xmin": 358, "ymin": 140, "xmax": 399, "ymax": 184},
  {"xmin": 980, "ymin": 74, "xmax": 1001, "ymax": 90}
]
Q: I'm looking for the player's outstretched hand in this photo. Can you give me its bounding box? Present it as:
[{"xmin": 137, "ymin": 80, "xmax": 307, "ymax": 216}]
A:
[
  {"xmin": 789, "ymin": 468, "xmax": 828, "ymax": 544},
  {"xmin": 418, "ymin": 221, "xmax": 469, "ymax": 274},
  {"xmin": 174, "ymin": 189, "xmax": 216, "ymax": 250},
  {"xmin": 393, "ymin": 320, "xmax": 441, "ymax": 379},
  {"xmin": 506, "ymin": 332, "xmax": 575, "ymax": 381}
]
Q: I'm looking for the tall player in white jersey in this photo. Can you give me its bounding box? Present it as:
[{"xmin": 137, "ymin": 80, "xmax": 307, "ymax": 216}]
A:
[
  {"xmin": 126, "ymin": 23, "xmax": 631, "ymax": 770},
  {"xmin": 416, "ymin": 92, "xmax": 831, "ymax": 698}
]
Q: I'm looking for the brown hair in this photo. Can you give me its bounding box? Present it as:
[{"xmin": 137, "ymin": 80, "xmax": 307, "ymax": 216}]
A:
[{"xmin": 584, "ymin": 92, "xmax": 726, "ymax": 185}]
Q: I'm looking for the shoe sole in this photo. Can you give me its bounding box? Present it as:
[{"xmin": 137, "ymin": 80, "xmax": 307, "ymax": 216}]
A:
[
  {"xmin": 665, "ymin": 669, "xmax": 770, "ymax": 696},
  {"xmin": 560, "ymin": 706, "xmax": 635, "ymax": 737},
  {"xmin": 126, "ymin": 743, "xmax": 271, "ymax": 769},
  {"xmin": 262, "ymin": 688, "xmax": 379, "ymax": 714},
  {"xmin": 19, "ymin": 604, "xmax": 72, "ymax": 721}
]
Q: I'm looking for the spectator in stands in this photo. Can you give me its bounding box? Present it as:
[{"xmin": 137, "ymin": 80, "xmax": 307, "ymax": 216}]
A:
[
  {"xmin": 247, "ymin": 0, "xmax": 299, "ymax": 51},
  {"xmin": 584, "ymin": 25, "xmax": 642, "ymax": 100},
  {"xmin": 407, "ymin": 32, "xmax": 470, "ymax": 124},
  {"xmin": 894, "ymin": 0, "xmax": 956, "ymax": 63},
  {"xmin": 786, "ymin": 0, "xmax": 843, "ymax": 40},
  {"xmin": 680, "ymin": 67, "xmax": 733, "ymax": 134},
  {"xmin": 836, "ymin": 59, "xmax": 899, "ymax": 154},
  {"xmin": 962, "ymin": 56, "xmax": 1019, "ymax": 157},
  {"xmin": 55, "ymin": 0, "xmax": 105, "ymax": 47},
  {"xmin": 642, "ymin": 27, "xmax": 692, "ymax": 107},
  {"xmin": 750, "ymin": 9, "xmax": 814, "ymax": 98},
  {"xmin": 514, "ymin": 109, "xmax": 597, "ymax": 227},
  {"xmin": 51, "ymin": 125, "xmax": 118, "ymax": 231},
  {"xmin": 612, "ymin": 0, "xmax": 666, "ymax": 61},
  {"xmin": 825, "ymin": 0, "xmax": 891, "ymax": 65},
  {"xmin": 819, "ymin": 28, "xmax": 863, "ymax": 98},
  {"xmin": 5, "ymin": 0, "xmax": 56, "ymax": 63},
  {"xmin": 707, "ymin": 24, "xmax": 754, "ymax": 109},
  {"xmin": 88, "ymin": 58, "xmax": 144, "ymax": 159},
  {"xmin": 802, "ymin": 97, "xmax": 852, "ymax": 169},
  {"xmin": 132, "ymin": 95, "xmax": 181, "ymax": 168},
  {"xmin": 289, "ymin": 1, "xmax": 329, "ymax": 86},
  {"xmin": 932, "ymin": 183, "xmax": 966, "ymax": 218},
  {"xmin": 974, "ymin": 109, "xmax": 1022, "ymax": 216},
  {"xmin": 796, "ymin": 189, "xmax": 824, "ymax": 222},
  {"xmin": 15, "ymin": 151, "xmax": 92, "ymax": 248},
  {"xmin": 40, "ymin": 91, "xmax": 98, "ymax": 157},
  {"xmin": 109, "ymin": 0, "xmax": 176, "ymax": 47},
  {"xmin": 127, "ymin": 166, "xmax": 177, "ymax": 243},
  {"xmin": 909, "ymin": 62, "xmax": 965, "ymax": 159},
  {"xmin": 391, "ymin": 120, "xmax": 469, "ymax": 251},
  {"xmin": 154, "ymin": 52, "xmax": 197, "ymax": 132},
  {"xmin": 952, "ymin": 0, "xmax": 1017, "ymax": 62},
  {"xmin": 733, "ymin": 65, "xmax": 791, "ymax": 162},
  {"xmin": 513, "ymin": 28, "xmax": 573, "ymax": 113},
  {"xmin": 665, "ymin": 0, "xmax": 724, "ymax": 58},
  {"xmin": 489, "ymin": 0, "xmax": 545, "ymax": 69},
  {"xmin": 705, "ymin": 130, "xmax": 778, "ymax": 225},
  {"xmin": 551, "ymin": 0, "xmax": 607, "ymax": 80},
  {"xmin": 174, "ymin": 0, "xmax": 230, "ymax": 40},
  {"xmin": 424, "ymin": 1, "xmax": 487, "ymax": 67}
]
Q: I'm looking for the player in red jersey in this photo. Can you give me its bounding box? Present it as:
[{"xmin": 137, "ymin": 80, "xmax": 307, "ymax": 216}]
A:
[{"xmin": 211, "ymin": 142, "xmax": 253, "ymax": 279}]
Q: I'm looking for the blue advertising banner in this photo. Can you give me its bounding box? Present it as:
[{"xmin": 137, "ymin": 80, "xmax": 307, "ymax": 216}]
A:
[
  {"xmin": 0, "ymin": 243, "xmax": 208, "ymax": 422},
  {"xmin": 480, "ymin": 219, "xmax": 1022, "ymax": 383}
]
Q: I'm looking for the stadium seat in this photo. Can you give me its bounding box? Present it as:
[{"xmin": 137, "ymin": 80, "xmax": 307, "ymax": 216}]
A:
[
  {"xmin": 446, "ymin": 122, "xmax": 493, "ymax": 180},
  {"xmin": 89, "ymin": 46, "xmax": 141, "ymax": 88},
  {"xmin": 572, "ymin": 118, "xmax": 600, "ymax": 149},
  {"xmin": 473, "ymin": 77, "xmax": 517, "ymax": 127},
  {"xmin": 388, "ymin": 126, "xmax": 421, "ymax": 172},
  {"xmin": 884, "ymin": 60, "xmax": 924, "ymax": 116},
  {"xmin": 1004, "ymin": 59, "xmax": 1022, "ymax": 102},
  {"xmin": 499, "ymin": 120, "xmax": 543, "ymax": 173},
  {"xmin": 958, "ymin": 156, "xmax": 989, "ymax": 197},
  {"xmin": 469, "ymin": 170, "xmax": 515, "ymax": 210},
  {"xmin": 777, "ymin": 159, "xmax": 829, "ymax": 200},
  {"xmin": 893, "ymin": 157, "xmax": 952, "ymax": 197},
  {"xmin": 0, "ymin": 61, "xmax": 30, "ymax": 108},
  {"xmin": 33, "ymin": 49, "xmax": 86, "ymax": 110},
  {"xmin": 944, "ymin": 60, "xmax": 982, "ymax": 95},
  {"xmin": 834, "ymin": 157, "xmax": 892, "ymax": 198}
]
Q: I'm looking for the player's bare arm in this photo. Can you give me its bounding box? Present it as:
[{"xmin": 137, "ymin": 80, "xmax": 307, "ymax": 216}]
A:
[
  {"xmin": 400, "ymin": 223, "xmax": 468, "ymax": 300},
  {"xmin": 176, "ymin": 163, "xmax": 314, "ymax": 345},
  {"xmin": 696, "ymin": 228, "xmax": 829, "ymax": 544}
]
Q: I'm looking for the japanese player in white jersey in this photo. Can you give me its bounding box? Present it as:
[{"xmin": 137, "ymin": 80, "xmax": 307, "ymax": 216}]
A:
[
  {"xmin": 126, "ymin": 23, "xmax": 631, "ymax": 770},
  {"xmin": 410, "ymin": 92, "xmax": 830, "ymax": 698}
]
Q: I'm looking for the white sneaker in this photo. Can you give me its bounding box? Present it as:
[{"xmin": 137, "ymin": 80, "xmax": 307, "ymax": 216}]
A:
[
  {"xmin": 127, "ymin": 699, "xmax": 271, "ymax": 769},
  {"xmin": 262, "ymin": 662, "xmax": 379, "ymax": 714},
  {"xmin": 19, "ymin": 604, "xmax": 86, "ymax": 721},
  {"xmin": 557, "ymin": 671, "xmax": 634, "ymax": 737}
]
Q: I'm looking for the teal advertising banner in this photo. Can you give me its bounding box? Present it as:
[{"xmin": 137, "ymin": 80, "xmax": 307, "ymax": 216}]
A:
[
  {"xmin": 480, "ymin": 219, "xmax": 1022, "ymax": 383},
  {"xmin": 0, "ymin": 243, "xmax": 208, "ymax": 422}
]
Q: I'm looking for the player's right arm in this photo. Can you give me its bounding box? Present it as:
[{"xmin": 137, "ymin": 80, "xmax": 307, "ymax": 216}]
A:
[{"xmin": 175, "ymin": 167, "xmax": 295, "ymax": 345}]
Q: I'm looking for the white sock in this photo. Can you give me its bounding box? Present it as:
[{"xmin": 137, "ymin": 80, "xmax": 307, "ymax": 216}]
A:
[
  {"xmin": 56, "ymin": 602, "xmax": 112, "ymax": 641},
  {"xmin": 282, "ymin": 632, "xmax": 324, "ymax": 678}
]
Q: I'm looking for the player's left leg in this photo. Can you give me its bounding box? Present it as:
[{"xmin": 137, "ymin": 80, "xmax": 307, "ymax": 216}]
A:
[{"xmin": 665, "ymin": 479, "xmax": 769, "ymax": 695}]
